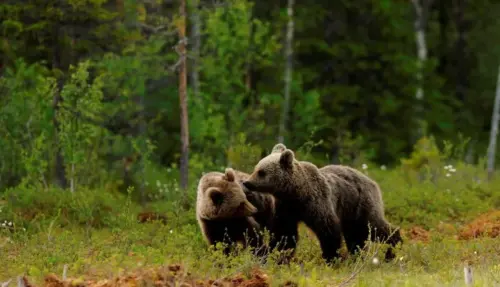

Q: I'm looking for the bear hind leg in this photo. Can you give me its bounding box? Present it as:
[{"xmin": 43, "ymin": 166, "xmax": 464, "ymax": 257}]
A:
[{"xmin": 343, "ymin": 223, "xmax": 369, "ymax": 256}]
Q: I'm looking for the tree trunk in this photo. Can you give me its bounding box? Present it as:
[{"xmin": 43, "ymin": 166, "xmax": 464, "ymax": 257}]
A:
[
  {"xmin": 411, "ymin": 0, "xmax": 431, "ymax": 142},
  {"xmin": 179, "ymin": 0, "xmax": 190, "ymax": 192},
  {"xmin": 487, "ymin": 66, "xmax": 500, "ymax": 180},
  {"xmin": 278, "ymin": 0, "xmax": 294, "ymax": 144}
]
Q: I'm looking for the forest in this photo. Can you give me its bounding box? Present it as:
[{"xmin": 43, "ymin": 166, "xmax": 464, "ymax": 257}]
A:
[{"xmin": 1, "ymin": 0, "xmax": 500, "ymax": 286}]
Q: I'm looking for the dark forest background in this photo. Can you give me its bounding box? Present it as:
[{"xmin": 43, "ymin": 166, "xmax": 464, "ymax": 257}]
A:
[{"xmin": 2, "ymin": 0, "xmax": 500, "ymax": 202}]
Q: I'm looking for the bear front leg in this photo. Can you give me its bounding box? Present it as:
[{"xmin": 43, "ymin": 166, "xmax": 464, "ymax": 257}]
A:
[
  {"xmin": 202, "ymin": 220, "xmax": 238, "ymax": 256},
  {"xmin": 269, "ymin": 224, "xmax": 299, "ymax": 264},
  {"xmin": 304, "ymin": 209, "xmax": 343, "ymax": 265},
  {"xmin": 368, "ymin": 220, "xmax": 403, "ymax": 261}
]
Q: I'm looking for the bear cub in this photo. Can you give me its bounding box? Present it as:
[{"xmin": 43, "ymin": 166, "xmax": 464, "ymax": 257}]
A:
[
  {"xmin": 243, "ymin": 143, "xmax": 402, "ymax": 264},
  {"xmin": 196, "ymin": 168, "xmax": 275, "ymax": 256}
]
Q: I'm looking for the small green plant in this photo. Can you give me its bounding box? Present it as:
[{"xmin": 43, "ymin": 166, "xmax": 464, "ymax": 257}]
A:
[
  {"xmin": 401, "ymin": 136, "xmax": 444, "ymax": 183},
  {"xmin": 57, "ymin": 60, "xmax": 106, "ymax": 192}
]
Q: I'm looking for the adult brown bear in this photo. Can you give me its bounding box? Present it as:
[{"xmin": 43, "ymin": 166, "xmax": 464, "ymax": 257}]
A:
[{"xmin": 242, "ymin": 144, "xmax": 402, "ymax": 264}]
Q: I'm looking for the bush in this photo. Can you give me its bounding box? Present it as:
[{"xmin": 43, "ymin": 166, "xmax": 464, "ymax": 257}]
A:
[{"xmin": 1, "ymin": 184, "xmax": 138, "ymax": 230}]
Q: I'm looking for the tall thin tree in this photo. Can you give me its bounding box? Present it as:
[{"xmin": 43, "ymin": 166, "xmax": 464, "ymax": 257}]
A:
[
  {"xmin": 411, "ymin": 0, "xmax": 434, "ymax": 142},
  {"xmin": 179, "ymin": 0, "xmax": 189, "ymax": 192},
  {"xmin": 278, "ymin": 0, "xmax": 294, "ymax": 144},
  {"xmin": 487, "ymin": 65, "xmax": 500, "ymax": 180}
]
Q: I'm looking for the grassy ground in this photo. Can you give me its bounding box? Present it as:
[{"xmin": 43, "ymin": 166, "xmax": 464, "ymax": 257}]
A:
[
  {"xmin": 1, "ymin": 162, "xmax": 500, "ymax": 286},
  {"xmin": 1, "ymin": 220, "xmax": 500, "ymax": 286}
]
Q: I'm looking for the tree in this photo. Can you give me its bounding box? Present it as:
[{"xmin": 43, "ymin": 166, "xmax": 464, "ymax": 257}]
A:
[
  {"xmin": 278, "ymin": 0, "xmax": 294, "ymax": 144},
  {"xmin": 487, "ymin": 65, "xmax": 500, "ymax": 180},
  {"xmin": 178, "ymin": 0, "xmax": 190, "ymax": 192},
  {"xmin": 411, "ymin": 0, "xmax": 434, "ymax": 141}
]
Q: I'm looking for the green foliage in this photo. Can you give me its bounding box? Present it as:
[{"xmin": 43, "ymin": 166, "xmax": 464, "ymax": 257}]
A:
[
  {"xmin": 401, "ymin": 136, "xmax": 444, "ymax": 183},
  {"xmin": 226, "ymin": 133, "xmax": 263, "ymax": 173},
  {"xmin": 191, "ymin": 0, "xmax": 280, "ymax": 163},
  {"xmin": 57, "ymin": 61, "xmax": 106, "ymax": 190},
  {"xmin": 2, "ymin": 184, "xmax": 135, "ymax": 230},
  {"xmin": 0, "ymin": 59, "xmax": 54, "ymax": 190}
]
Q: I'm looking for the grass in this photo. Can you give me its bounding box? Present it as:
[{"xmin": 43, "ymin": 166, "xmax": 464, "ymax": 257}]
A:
[
  {"xmin": 2, "ymin": 221, "xmax": 500, "ymax": 286},
  {"xmin": 1, "ymin": 160, "xmax": 500, "ymax": 286}
]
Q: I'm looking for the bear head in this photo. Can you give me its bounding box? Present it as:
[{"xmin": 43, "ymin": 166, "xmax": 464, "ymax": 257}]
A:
[
  {"xmin": 197, "ymin": 168, "xmax": 258, "ymax": 220},
  {"xmin": 243, "ymin": 143, "xmax": 296, "ymax": 195}
]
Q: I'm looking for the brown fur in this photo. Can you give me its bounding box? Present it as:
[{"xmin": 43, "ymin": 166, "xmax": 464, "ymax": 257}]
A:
[
  {"xmin": 196, "ymin": 168, "xmax": 274, "ymax": 256},
  {"xmin": 236, "ymin": 161, "xmax": 300, "ymax": 263},
  {"xmin": 243, "ymin": 185, "xmax": 300, "ymax": 263},
  {"xmin": 243, "ymin": 143, "xmax": 402, "ymax": 264}
]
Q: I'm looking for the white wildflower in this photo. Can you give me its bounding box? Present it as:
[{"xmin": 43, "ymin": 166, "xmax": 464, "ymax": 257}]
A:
[
  {"xmin": 362, "ymin": 164, "xmax": 368, "ymax": 170},
  {"xmin": 372, "ymin": 257, "xmax": 379, "ymax": 265},
  {"xmin": 7, "ymin": 222, "xmax": 12, "ymax": 227},
  {"xmin": 449, "ymin": 168, "xmax": 456, "ymax": 173},
  {"xmin": 167, "ymin": 168, "xmax": 172, "ymax": 173},
  {"xmin": 1, "ymin": 223, "xmax": 5, "ymax": 227},
  {"xmin": 380, "ymin": 165, "xmax": 387, "ymax": 171},
  {"xmin": 399, "ymin": 256, "xmax": 404, "ymax": 262},
  {"xmin": 169, "ymin": 229, "xmax": 173, "ymax": 234},
  {"xmin": 446, "ymin": 173, "xmax": 451, "ymax": 177}
]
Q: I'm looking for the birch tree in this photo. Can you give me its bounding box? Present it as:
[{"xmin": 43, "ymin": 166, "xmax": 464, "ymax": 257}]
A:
[
  {"xmin": 178, "ymin": 0, "xmax": 189, "ymax": 191},
  {"xmin": 278, "ymin": 0, "xmax": 294, "ymax": 144},
  {"xmin": 411, "ymin": 0, "xmax": 434, "ymax": 141},
  {"xmin": 487, "ymin": 65, "xmax": 500, "ymax": 180}
]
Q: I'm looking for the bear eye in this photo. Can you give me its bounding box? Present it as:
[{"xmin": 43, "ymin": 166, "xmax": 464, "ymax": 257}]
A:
[{"xmin": 257, "ymin": 170, "xmax": 266, "ymax": 177}]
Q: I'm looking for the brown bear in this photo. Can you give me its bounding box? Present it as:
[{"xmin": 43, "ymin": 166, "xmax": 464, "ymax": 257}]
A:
[
  {"xmin": 242, "ymin": 143, "xmax": 402, "ymax": 264},
  {"xmin": 196, "ymin": 168, "xmax": 276, "ymax": 256}
]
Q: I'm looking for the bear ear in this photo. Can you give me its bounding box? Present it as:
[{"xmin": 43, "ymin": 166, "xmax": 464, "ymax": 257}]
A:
[
  {"xmin": 272, "ymin": 143, "xmax": 287, "ymax": 153},
  {"xmin": 224, "ymin": 168, "xmax": 236, "ymax": 182},
  {"xmin": 279, "ymin": 149, "xmax": 294, "ymax": 168}
]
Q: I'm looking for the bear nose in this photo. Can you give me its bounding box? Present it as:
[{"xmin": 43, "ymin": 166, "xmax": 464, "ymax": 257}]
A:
[
  {"xmin": 209, "ymin": 190, "xmax": 224, "ymax": 206},
  {"xmin": 242, "ymin": 181, "xmax": 255, "ymax": 190}
]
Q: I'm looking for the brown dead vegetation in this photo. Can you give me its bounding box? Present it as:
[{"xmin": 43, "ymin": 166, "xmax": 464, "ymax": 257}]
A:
[
  {"xmin": 401, "ymin": 226, "xmax": 431, "ymax": 242},
  {"xmin": 19, "ymin": 264, "xmax": 276, "ymax": 287},
  {"xmin": 458, "ymin": 210, "xmax": 500, "ymax": 240},
  {"xmin": 137, "ymin": 212, "xmax": 168, "ymax": 225}
]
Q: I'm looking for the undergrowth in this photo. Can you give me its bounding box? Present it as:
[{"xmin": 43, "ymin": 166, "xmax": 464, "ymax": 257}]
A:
[{"xmin": 1, "ymin": 138, "xmax": 500, "ymax": 286}]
